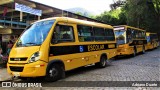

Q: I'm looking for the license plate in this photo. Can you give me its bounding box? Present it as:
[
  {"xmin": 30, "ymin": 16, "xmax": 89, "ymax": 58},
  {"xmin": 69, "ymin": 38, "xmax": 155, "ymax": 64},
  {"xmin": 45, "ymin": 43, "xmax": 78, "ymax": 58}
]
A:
[{"xmin": 13, "ymin": 72, "xmax": 20, "ymax": 76}]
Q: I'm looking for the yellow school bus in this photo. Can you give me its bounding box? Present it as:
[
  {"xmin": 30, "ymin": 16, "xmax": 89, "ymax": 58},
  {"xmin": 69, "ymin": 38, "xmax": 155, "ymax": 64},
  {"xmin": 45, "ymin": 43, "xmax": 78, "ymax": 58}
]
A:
[
  {"xmin": 146, "ymin": 32, "xmax": 159, "ymax": 50},
  {"xmin": 114, "ymin": 25, "xmax": 147, "ymax": 56},
  {"xmin": 7, "ymin": 17, "xmax": 117, "ymax": 81}
]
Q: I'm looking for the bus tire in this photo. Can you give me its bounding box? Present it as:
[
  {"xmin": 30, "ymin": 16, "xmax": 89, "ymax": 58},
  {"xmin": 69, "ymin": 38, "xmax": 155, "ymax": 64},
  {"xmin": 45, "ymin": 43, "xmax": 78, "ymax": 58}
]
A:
[
  {"xmin": 142, "ymin": 45, "xmax": 145, "ymax": 54},
  {"xmin": 132, "ymin": 47, "xmax": 137, "ymax": 57},
  {"xmin": 45, "ymin": 64, "xmax": 64, "ymax": 82},
  {"xmin": 19, "ymin": 77, "xmax": 28, "ymax": 81},
  {"xmin": 95, "ymin": 55, "xmax": 107, "ymax": 68},
  {"xmin": 153, "ymin": 44, "xmax": 155, "ymax": 49}
]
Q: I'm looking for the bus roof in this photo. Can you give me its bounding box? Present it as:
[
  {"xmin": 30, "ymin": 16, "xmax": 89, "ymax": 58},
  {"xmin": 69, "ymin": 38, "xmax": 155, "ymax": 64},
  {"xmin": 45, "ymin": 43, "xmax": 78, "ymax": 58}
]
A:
[
  {"xmin": 146, "ymin": 32, "xmax": 157, "ymax": 34},
  {"xmin": 146, "ymin": 32, "xmax": 158, "ymax": 36},
  {"xmin": 34, "ymin": 17, "xmax": 113, "ymax": 29},
  {"xmin": 114, "ymin": 25, "xmax": 146, "ymax": 32}
]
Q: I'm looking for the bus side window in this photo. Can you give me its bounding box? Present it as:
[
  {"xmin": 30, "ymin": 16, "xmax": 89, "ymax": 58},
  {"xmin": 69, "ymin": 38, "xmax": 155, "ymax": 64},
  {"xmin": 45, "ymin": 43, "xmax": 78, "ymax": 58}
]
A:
[
  {"xmin": 93, "ymin": 27, "xmax": 105, "ymax": 41},
  {"xmin": 147, "ymin": 36, "xmax": 150, "ymax": 42},
  {"xmin": 105, "ymin": 29, "xmax": 115, "ymax": 41},
  {"xmin": 132, "ymin": 30, "xmax": 135, "ymax": 38},
  {"xmin": 51, "ymin": 24, "xmax": 75, "ymax": 43},
  {"xmin": 127, "ymin": 28, "xmax": 132, "ymax": 43},
  {"xmin": 77, "ymin": 25, "xmax": 94, "ymax": 42}
]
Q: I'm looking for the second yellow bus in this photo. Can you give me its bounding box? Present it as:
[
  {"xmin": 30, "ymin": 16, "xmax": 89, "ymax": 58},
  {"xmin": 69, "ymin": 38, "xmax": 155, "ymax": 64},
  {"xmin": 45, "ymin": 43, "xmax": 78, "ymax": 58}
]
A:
[
  {"xmin": 114, "ymin": 25, "xmax": 147, "ymax": 57},
  {"xmin": 146, "ymin": 32, "xmax": 159, "ymax": 50}
]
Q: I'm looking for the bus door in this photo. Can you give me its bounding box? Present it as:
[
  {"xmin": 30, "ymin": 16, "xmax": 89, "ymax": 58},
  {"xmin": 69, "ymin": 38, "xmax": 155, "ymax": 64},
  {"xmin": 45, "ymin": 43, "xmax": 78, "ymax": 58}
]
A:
[{"xmin": 49, "ymin": 23, "xmax": 88, "ymax": 70}]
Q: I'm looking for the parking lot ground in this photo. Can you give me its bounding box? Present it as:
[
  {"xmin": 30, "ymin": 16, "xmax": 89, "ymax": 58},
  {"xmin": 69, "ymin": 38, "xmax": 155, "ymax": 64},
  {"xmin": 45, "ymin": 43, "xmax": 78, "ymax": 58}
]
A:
[{"xmin": 0, "ymin": 47, "xmax": 160, "ymax": 89}]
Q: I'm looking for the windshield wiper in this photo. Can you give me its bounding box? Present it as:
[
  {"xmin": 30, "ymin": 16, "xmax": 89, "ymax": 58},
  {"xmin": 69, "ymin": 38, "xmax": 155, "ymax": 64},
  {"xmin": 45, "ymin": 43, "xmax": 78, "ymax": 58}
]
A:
[
  {"xmin": 17, "ymin": 42, "xmax": 41, "ymax": 47},
  {"xmin": 17, "ymin": 43, "xmax": 27, "ymax": 47},
  {"xmin": 26, "ymin": 42, "xmax": 37, "ymax": 45},
  {"xmin": 25, "ymin": 42, "xmax": 41, "ymax": 46}
]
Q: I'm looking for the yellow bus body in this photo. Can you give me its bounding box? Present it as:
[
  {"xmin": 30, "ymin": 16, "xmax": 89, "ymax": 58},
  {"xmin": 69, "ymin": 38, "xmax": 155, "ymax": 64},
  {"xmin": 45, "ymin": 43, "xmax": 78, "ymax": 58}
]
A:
[
  {"xmin": 114, "ymin": 25, "xmax": 147, "ymax": 56},
  {"xmin": 7, "ymin": 17, "xmax": 117, "ymax": 81},
  {"xmin": 146, "ymin": 32, "xmax": 159, "ymax": 50}
]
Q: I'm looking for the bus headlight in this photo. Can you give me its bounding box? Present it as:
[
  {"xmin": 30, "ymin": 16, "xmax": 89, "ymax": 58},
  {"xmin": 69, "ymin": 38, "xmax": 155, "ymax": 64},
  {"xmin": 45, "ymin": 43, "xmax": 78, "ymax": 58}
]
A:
[{"xmin": 29, "ymin": 52, "xmax": 41, "ymax": 63}]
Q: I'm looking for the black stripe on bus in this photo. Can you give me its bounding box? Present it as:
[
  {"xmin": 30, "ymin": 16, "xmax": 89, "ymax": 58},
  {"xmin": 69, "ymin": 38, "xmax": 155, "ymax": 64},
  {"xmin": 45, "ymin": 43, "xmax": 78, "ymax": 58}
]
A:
[
  {"xmin": 129, "ymin": 40, "xmax": 147, "ymax": 46},
  {"xmin": 49, "ymin": 43, "xmax": 116, "ymax": 56}
]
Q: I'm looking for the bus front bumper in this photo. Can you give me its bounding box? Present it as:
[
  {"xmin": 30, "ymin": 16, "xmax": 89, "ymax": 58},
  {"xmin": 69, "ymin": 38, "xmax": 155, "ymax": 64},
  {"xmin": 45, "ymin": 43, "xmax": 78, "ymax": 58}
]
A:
[{"xmin": 7, "ymin": 61, "xmax": 47, "ymax": 77}]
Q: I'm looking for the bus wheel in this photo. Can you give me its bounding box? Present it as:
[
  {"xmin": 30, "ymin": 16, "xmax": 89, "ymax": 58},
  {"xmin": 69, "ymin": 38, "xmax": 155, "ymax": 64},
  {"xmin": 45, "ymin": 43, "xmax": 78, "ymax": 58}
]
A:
[
  {"xmin": 142, "ymin": 45, "xmax": 145, "ymax": 54},
  {"xmin": 45, "ymin": 64, "xmax": 64, "ymax": 82},
  {"xmin": 153, "ymin": 44, "xmax": 155, "ymax": 49},
  {"xmin": 19, "ymin": 77, "xmax": 29, "ymax": 81},
  {"xmin": 155, "ymin": 44, "xmax": 158, "ymax": 49},
  {"xmin": 132, "ymin": 47, "xmax": 136, "ymax": 57},
  {"xmin": 95, "ymin": 55, "xmax": 107, "ymax": 68}
]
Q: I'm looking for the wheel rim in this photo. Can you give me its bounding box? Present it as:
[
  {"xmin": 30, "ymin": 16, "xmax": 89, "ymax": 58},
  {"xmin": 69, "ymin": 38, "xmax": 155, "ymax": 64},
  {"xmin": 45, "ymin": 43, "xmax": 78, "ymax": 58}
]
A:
[
  {"xmin": 134, "ymin": 49, "xmax": 136, "ymax": 56},
  {"xmin": 143, "ymin": 47, "xmax": 145, "ymax": 53},
  {"xmin": 49, "ymin": 67, "xmax": 58, "ymax": 78},
  {"xmin": 102, "ymin": 57, "xmax": 106, "ymax": 66}
]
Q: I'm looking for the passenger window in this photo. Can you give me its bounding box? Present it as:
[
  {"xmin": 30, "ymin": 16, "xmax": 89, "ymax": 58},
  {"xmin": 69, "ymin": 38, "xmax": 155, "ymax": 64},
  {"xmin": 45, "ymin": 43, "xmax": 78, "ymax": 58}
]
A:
[
  {"xmin": 142, "ymin": 32, "xmax": 146, "ymax": 39},
  {"xmin": 105, "ymin": 29, "xmax": 115, "ymax": 41},
  {"xmin": 77, "ymin": 25, "xmax": 94, "ymax": 42},
  {"xmin": 93, "ymin": 27, "xmax": 105, "ymax": 41},
  {"xmin": 132, "ymin": 29, "xmax": 136, "ymax": 38},
  {"xmin": 51, "ymin": 24, "xmax": 74, "ymax": 43},
  {"xmin": 138, "ymin": 31, "xmax": 142, "ymax": 39},
  {"xmin": 135, "ymin": 31, "xmax": 139, "ymax": 38},
  {"xmin": 127, "ymin": 28, "xmax": 132, "ymax": 43}
]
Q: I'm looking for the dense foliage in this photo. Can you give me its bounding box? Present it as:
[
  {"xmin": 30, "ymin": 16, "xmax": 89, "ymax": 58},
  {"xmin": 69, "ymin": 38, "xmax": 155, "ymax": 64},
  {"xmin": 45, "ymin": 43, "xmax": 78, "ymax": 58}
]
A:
[
  {"xmin": 95, "ymin": 0, "xmax": 160, "ymax": 35},
  {"xmin": 96, "ymin": 9, "xmax": 126, "ymax": 25}
]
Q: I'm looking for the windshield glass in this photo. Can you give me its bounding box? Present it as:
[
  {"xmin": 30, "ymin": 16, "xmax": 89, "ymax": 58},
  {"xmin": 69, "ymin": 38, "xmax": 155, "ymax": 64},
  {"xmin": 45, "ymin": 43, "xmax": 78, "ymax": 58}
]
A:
[
  {"xmin": 114, "ymin": 30, "xmax": 126, "ymax": 45},
  {"xmin": 147, "ymin": 36, "xmax": 150, "ymax": 43},
  {"xmin": 17, "ymin": 20, "xmax": 55, "ymax": 47}
]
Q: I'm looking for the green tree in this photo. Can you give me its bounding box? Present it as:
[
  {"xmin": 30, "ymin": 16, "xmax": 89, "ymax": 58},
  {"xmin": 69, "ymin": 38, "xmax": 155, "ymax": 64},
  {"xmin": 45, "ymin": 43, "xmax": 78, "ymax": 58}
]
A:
[
  {"xmin": 94, "ymin": 0, "xmax": 160, "ymax": 36},
  {"xmin": 152, "ymin": 0, "xmax": 160, "ymax": 17},
  {"xmin": 148, "ymin": 0, "xmax": 160, "ymax": 33},
  {"xmin": 124, "ymin": 0, "xmax": 160, "ymax": 34},
  {"xmin": 95, "ymin": 9, "xmax": 126, "ymax": 25}
]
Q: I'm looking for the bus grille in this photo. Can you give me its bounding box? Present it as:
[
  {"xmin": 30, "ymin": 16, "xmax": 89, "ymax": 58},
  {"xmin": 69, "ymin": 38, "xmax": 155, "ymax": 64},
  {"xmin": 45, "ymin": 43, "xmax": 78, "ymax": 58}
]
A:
[
  {"xmin": 10, "ymin": 58, "xmax": 28, "ymax": 61},
  {"xmin": 10, "ymin": 66, "xmax": 24, "ymax": 72}
]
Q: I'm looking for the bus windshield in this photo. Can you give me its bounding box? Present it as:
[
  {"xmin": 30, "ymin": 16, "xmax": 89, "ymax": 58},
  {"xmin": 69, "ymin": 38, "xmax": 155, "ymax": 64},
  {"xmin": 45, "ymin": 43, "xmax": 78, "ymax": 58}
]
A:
[
  {"xmin": 17, "ymin": 20, "xmax": 55, "ymax": 47},
  {"xmin": 114, "ymin": 30, "xmax": 126, "ymax": 45}
]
